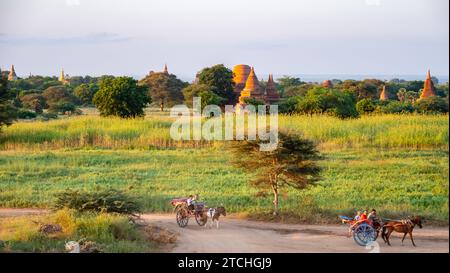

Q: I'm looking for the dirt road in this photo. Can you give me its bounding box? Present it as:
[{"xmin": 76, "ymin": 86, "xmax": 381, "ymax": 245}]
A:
[
  {"xmin": 141, "ymin": 214, "xmax": 449, "ymax": 253},
  {"xmin": 1, "ymin": 209, "xmax": 447, "ymax": 253}
]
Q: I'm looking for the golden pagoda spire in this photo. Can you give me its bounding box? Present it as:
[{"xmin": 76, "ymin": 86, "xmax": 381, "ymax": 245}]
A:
[
  {"xmin": 238, "ymin": 67, "xmax": 264, "ymax": 104},
  {"xmin": 379, "ymin": 85, "xmax": 389, "ymax": 101},
  {"xmin": 8, "ymin": 64, "xmax": 17, "ymax": 81}
]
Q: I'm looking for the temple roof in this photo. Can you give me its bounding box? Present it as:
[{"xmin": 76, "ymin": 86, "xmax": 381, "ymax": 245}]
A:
[
  {"xmin": 322, "ymin": 79, "xmax": 332, "ymax": 88},
  {"xmin": 379, "ymin": 85, "xmax": 389, "ymax": 101},
  {"xmin": 420, "ymin": 69, "xmax": 436, "ymax": 99},
  {"xmin": 8, "ymin": 64, "xmax": 17, "ymax": 80},
  {"xmin": 232, "ymin": 64, "xmax": 251, "ymax": 85}
]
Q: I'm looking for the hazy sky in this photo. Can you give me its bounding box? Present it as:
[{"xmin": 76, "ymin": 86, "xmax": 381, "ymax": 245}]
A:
[{"xmin": 0, "ymin": 0, "xmax": 448, "ymax": 79}]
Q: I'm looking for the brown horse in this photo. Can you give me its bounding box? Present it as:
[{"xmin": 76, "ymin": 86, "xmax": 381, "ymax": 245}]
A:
[{"xmin": 381, "ymin": 216, "xmax": 423, "ymax": 246}]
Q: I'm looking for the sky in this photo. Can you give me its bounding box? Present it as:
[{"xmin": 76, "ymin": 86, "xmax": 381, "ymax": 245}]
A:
[{"xmin": 0, "ymin": 0, "xmax": 448, "ymax": 80}]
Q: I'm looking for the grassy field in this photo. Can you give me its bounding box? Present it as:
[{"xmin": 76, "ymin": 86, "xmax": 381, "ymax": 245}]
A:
[{"xmin": 0, "ymin": 113, "xmax": 448, "ymax": 224}]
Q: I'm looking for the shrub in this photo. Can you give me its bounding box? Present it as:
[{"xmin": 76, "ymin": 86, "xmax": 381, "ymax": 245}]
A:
[
  {"xmin": 356, "ymin": 98, "xmax": 376, "ymax": 114},
  {"xmin": 48, "ymin": 102, "xmax": 77, "ymax": 114},
  {"xmin": 377, "ymin": 101, "xmax": 414, "ymax": 114},
  {"xmin": 414, "ymin": 96, "xmax": 449, "ymax": 114},
  {"xmin": 17, "ymin": 108, "xmax": 37, "ymax": 119},
  {"xmin": 278, "ymin": 97, "xmax": 300, "ymax": 114},
  {"xmin": 54, "ymin": 189, "xmax": 141, "ymax": 215}
]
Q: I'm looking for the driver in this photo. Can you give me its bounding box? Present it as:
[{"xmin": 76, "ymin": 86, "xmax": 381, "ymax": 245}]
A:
[{"xmin": 187, "ymin": 194, "xmax": 199, "ymax": 211}]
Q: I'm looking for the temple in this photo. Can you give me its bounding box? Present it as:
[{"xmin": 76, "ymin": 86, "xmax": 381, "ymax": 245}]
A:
[
  {"xmin": 59, "ymin": 69, "xmax": 70, "ymax": 85},
  {"xmin": 420, "ymin": 69, "xmax": 436, "ymax": 99},
  {"xmin": 238, "ymin": 67, "xmax": 265, "ymax": 104},
  {"xmin": 322, "ymin": 79, "xmax": 332, "ymax": 88},
  {"xmin": 379, "ymin": 85, "xmax": 389, "ymax": 101},
  {"xmin": 8, "ymin": 65, "xmax": 17, "ymax": 81},
  {"xmin": 264, "ymin": 74, "xmax": 280, "ymax": 104},
  {"xmin": 233, "ymin": 64, "xmax": 280, "ymax": 105},
  {"xmin": 148, "ymin": 64, "xmax": 169, "ymax": 76}
]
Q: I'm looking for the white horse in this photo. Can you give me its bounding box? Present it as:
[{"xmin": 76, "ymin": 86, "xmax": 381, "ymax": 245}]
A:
[{"xmin": 205, "ymin": 206, "xmax": 226, "ymax": 229}]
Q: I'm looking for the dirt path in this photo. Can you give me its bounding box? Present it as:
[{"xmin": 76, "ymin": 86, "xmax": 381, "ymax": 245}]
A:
[
  {"xmin": 141, "ymin": 214, "xmax": 449, "ymax": 253},
  {"xmin": 1, "ymin": 209, "xmax": 447, "ymax": 253}
]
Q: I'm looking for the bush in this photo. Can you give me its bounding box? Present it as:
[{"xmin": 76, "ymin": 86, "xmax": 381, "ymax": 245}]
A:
[
  {"xmin": 48, "ymin": 102, "xmax": 77, "ymax": 114},
  {"xmin": 356, "ymin": 98, "xmax": 376, "ymax": 114},
  {"xmin": 278, "ymin": 97, "xmax": 300, "ymax": 114},
  {"xmin": 414, "ymin": 97, "xmax": 449, "ymax": 114},
  {"xmin": 17, "ymin": 108, "xmax": 37, "ymax": 119},
  {"xmin": 54, "ymin": 189, "xmax": 141, "ymax": 215},
  {"xmin": 377, "ymin": 101, "xmax": 414, "ymax": 114}
]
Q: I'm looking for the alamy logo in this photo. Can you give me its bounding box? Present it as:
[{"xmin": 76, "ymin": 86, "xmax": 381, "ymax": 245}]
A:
[{"xmin": 170, "ymin": 97, "xmax": 279, "ymax": 151}]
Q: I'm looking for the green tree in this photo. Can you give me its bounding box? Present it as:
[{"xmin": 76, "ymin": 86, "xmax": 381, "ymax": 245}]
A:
[
  {"xmin": 20, "ymin": 93, "xmax": 47, "ymax": 114},
  {"xmin": 42, "ymin": 85, "xmax": 77, "ymax": 107},
  {"xmin": 414, "ymin": 97, "xmax": 449, "ymax": 114},
  {"xmin": 0, "ymin": 74, "xmax": 17, "ymax": 130},
  {"xmin": 93, "ymin": 77, "xmax": 150, "ymax": 118},
  {"xmin": 356, "ymin": 98, "xmax": 376, "ymax": 114},
  {"xmin": 139, "ymin": 73, "xmax": 186, "ymax": 111},
  {"xmin": 197, "ymin": 64, "xmax": 235, "ymax": 105},
  {"xmin": 74, "ymin": 83, "xmax": 98, "ymax": 105},
  {"xmin": 182, "ymin": 84, "xmax": 225, "ymax": 109},
  {"xmin": 231, "ymin": 132, "xmax": 322, "ymax": 215}
]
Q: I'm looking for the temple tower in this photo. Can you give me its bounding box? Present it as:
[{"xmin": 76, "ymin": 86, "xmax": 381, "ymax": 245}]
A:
[
  {"xmin": 264, "ymin": 74, "xmax": 280, "ymax": 104},
  {"xmin": 163, "ymin": 64, "xmax": 169, "ymax": 74},
  {"xmin": 322, "ymin": 79, "xmax": 332, "ymax": 88},
  {"xmin": 59, "ymin": 69, "xmax": 69, "ymax": 85},
  {"xmin": 420, "ymin": 69, "xmax": 436, "ymax": 99},
  {"xmin": 232, "ymin": 64, "xmax": 251, "ymax": 95},
  {"xmin": 238, "ymin": 67, "xmax": 264, "ymax": 104},
  {"xmin": 8, "ymin": 65, "xmax": 17, "ymax": 81},
  {"xmin": 379, "ymin": 85, "xmax": 389, "ymax": 101}
]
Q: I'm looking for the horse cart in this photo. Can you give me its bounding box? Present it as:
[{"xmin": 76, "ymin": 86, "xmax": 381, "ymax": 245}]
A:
[
  {"xmin": 171, "ymin": 198, "xmax": 207, "ymax": 228},
  {"xmin": 339, "ymin": 215, "xmax": 381, "ymax": 246}
]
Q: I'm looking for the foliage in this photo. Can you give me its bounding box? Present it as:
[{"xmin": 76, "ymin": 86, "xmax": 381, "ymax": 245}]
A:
[
  {"xmin": 277, "ymin": 76, "xmax": 304, "ymax": 97},
  {"xmin": 20, "ymin": 93, "xmax": 47, "ymax": 114},
  {"xmin": 230, "ymin": 132, "xmax": 322, "ymax": 215},
  {"xmin": 182, "ymin": 83, "xmax": 225, "ymax": 109},
  {"xmin": 197, "ymin": 64, "xmax": 235, "ymax": 105},
  {"xmin": 296, "ymin": 87, "xmax": 359, "ymax": 118},
  {"xmin": 0, "ymin": 74, "xmax": 17, "ymax": 130},
  {"xmin": 356, "ymin": 98, "xmax": 376, "ymax": 114},
  {"xmin": 42, "ymin": 86, "xmax": 77, "ymax": 107},
  {"xmin": 93, "ymin": 77, "xmax": 149, "ymax": 118},
  {"xmin": 54, "ymin": 189, "xmax": 141, "ymax": 215},
  {"xmin": 74, "ymin": 84, "xmax": 98, "ymax": 105},
  {"xmin": 139, "ymin": 72, "xmax": 186, "ymax": 111},
  {"xmin": 243, "ymin": 97, "xmax": 265, "ymax": 109},
  {"xmin": 376, "ymin": 101, "xmax": 414, "ymax": 114},
  {"xmin": 278, "ymin": 97, "xmax": 300, "ymax": 114},
  {"xmin": 48, "ymin": 102, "xmax": 77, "ymax": 115},
  {"xmin": 414, "ymin": 96, "xmax": 449, "ymax": 114},
  {"xmin": 16, "ymin": 108, "xmax": 37, "ymax": 119}
]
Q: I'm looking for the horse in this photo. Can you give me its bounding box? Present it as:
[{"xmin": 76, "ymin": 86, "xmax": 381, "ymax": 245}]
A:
[
  {"xmin": 205, "ymin": 206, "xmax": 226, "ymax": 229},
  {"xmin": 381, "ymin": 216, "xmax": 423, "ymax": 246}
]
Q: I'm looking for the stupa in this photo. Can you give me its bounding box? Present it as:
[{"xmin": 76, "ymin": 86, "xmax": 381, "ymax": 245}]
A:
[
  {"xmin": 232, "ymin": 64, "xmax": 251, "ymax": 95},
  {"xmin": 264, "ymin": 74, "xmax": 280, "ymax": 104},
  {"xmin": 322, "ymin": 79, "xmax": 332, "ymax": 88},
  {"xmin": 420, "ymin": 69, "xmax": 436, "ymax": 99},
  {"xmin": 8, "ymin": 65, "xmax": 17, "ymax": 81},
  {"xmin": 59, "ymin": 69, "xmax": 69, "ymax": 85},
  {"xmin": 379, "ymin": 85, "xmax": 389, "ymax": 101},
  {"xmin": 238, "ymin": 67, "xmax": 264, "ymax": 104}
]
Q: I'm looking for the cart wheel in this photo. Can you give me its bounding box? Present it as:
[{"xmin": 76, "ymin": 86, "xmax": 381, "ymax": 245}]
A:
[
  {"xmin": 176, "ymin": 208, "xmax": 189, "ymax": 228},
  {"xmin": 195, "ymin": 211, "xmax": 207, "ymax": 226},
  {"xmin": 353, "ymin": 223, "xmax": 377, "ymax": 246}
]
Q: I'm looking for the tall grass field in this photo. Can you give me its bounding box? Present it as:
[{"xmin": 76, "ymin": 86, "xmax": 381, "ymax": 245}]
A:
[{"xmin": 0, "ymin": 113, "xmax": 448, "ymax": 223}]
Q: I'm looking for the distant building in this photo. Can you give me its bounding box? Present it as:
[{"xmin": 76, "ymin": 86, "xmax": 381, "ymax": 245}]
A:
[
  {"xmin": 148, "ymin": 64, "xmax": 169, "ymax": 76},
  {"xmin": 420, "ymin": 69, "xmax": 436, "ymax": 99},
  {"xmin": 233, "ymin": 64, "xmax": 280, "ymax": 105},
  {"xmin": 8, "ymin": 65, "xmax": 17, "ymax": 81},
  {"xmin": 264, "ymin": 74, "xmax": 280, "ymax": 104},
  {"xmin": 59, "ymin": 69, "xmax": 70, "ymax": 85},
  {"xmin": 379, "ymin": 85, "xmax": 389, "ymax": 101},
  {"xmin": 322, "ymin": 79, "xmax": 333, "ymax": 88}
]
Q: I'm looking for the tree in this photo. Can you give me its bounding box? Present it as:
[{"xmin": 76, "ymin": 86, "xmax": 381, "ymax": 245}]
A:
[
  {"xmin": 93, "ymin": 76, "xmax": 149, "ymax": 118},
  {"xmin": 74, "ymin": 83, "xmax": 98, "ymax": 105},
  {"xmin": 277, "ymin": 76, "xmax": 303, "ymax": 89},
  {"xmin": 0, "ymin": 73, "xmax": 17, "ymax": 130},
  {"xmin": 139, "ymin": 73, "xmax": 186, "ymax": 111},
  {"xmin": 197, "ymin": 64, "xmax": 235, "ymax": 105},
  {"xmin": 182, "ymin": 84, "xmax": 225, "ymax": 109},
  {"xmin": 414, "ymin": 97, "xmax": 449, "ymax": 114},
  {"xmin": 42, "ymin": 85, "xmax": 76, "ymax": 107},
  {"xmin": 356, "ymin": 98, "xmax": 376, "ymax": 115},
  {"xmin": 20, "ymin": 93, "xmax": 47, "ymax": 114},
  {"xmin": 230, "ymin": 132, "xmax": 322, "ymax": 215}
]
